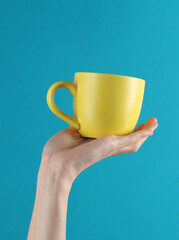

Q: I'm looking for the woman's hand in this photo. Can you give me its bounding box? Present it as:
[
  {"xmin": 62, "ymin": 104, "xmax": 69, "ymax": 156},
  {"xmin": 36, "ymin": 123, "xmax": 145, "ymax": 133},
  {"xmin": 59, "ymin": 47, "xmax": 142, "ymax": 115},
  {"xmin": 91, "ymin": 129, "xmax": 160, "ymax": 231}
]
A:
[
  {"xmin": 28, "ymin": 117, "xmax": 158, "ymax": 240},
  {"xmin": 41, "ymin": 117, "xmax": 158, "ymax": 185}
]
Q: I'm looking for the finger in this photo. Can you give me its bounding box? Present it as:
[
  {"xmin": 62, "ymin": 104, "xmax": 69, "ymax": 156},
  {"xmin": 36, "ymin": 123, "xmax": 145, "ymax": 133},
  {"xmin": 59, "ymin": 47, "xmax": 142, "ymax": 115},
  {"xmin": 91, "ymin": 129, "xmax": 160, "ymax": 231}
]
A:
[
  {"xmin": 133, "ymin": 123, "xmax": 145, "ymax": 132},
  {"xmin": 112, "ymin": 134, "xmax": 150, "ymax": 155},
  {"xmin": 111, "ymin": 118, "xmax": 158, "ymax": 155},
  {"xmin": 133, "ymin": 119, "xmax": 158, "ymax": 150},
  {"xmin": 124, "ymin": 118, "xmax": 158, "ymax": 153},
  {"xmin": 116, "ymin": 117, "xmax": 157, "ymax": 146},
  {"xmin": 143, "ymin": 117, "xmax": 158, "ymax": 131},
  {"xmin": 99, "ymin": 123, "xmax": 154, "ymax": 158},
  {"xmin": 130, "ymin": 118, "xmax": 158, "ymax": 139},
  {"xmin": 111, "ymin": 131, "xmax": 153, "ymax": 156},
  {"xmin": 109, "ymin": 133, "xmax": 147, "ymax": 155},
  {"xmin": 133, "ymin": 117, "xmax": 157, "ymax": 134}
]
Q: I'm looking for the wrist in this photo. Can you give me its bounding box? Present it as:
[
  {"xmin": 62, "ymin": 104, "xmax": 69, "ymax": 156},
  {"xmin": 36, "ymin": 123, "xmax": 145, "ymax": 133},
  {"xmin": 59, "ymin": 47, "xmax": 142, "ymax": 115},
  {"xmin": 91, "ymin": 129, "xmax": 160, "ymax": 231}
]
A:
[
  {"xmin": 38, "ymin": 154, "xmax": 75, "ymax": 194},
  {"xmin": 28, "ymin": 155, "xmax": 72, "ymax": 240}
]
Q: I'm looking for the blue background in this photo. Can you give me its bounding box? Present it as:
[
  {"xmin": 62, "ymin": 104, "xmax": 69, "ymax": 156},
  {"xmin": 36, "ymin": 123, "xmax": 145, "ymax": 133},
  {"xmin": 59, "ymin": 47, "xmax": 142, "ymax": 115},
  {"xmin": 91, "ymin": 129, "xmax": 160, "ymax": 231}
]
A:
[{"xmin": 0, "ymin": 0, "xmax": 179, "ymax": 239}]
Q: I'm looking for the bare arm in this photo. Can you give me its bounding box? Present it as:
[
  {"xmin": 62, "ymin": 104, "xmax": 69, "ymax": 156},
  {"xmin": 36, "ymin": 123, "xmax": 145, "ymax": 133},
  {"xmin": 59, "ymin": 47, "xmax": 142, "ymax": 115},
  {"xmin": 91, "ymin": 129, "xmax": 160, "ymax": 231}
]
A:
[{"xmin": 28, "ymin": 117, "xmax": 158, "ymax": 240}]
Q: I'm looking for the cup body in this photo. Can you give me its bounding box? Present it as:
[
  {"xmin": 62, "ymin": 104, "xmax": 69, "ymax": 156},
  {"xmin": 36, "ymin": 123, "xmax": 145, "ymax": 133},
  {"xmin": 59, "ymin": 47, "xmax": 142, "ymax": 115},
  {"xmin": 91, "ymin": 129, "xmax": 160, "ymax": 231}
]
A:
[{"xmin": 73, "ymin": 72, "xmax": 145, "ymax": 138}]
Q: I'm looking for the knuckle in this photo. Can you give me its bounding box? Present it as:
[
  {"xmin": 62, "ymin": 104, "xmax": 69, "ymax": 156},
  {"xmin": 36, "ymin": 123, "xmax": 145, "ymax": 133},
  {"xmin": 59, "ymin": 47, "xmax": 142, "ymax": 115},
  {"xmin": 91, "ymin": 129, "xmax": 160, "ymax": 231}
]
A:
[{"xmin": 143, "ymin": 130, "xmax": 152, "ymax": 137}]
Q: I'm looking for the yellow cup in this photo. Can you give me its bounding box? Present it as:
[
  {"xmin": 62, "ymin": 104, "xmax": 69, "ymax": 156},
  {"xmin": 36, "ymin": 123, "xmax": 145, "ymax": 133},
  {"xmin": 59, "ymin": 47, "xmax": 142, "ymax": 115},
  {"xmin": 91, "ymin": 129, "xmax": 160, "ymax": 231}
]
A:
[{"xmin": 47, "ymin": 72, "xmax": 145, "ymax": 138}]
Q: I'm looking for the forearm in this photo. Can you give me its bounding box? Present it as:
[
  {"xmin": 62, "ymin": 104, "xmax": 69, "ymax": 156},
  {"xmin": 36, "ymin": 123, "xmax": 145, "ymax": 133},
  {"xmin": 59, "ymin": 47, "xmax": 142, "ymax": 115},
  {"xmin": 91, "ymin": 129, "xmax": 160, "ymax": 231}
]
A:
[
  {"xmin": 28, "ymin": 118, "xmax": 158, "ymax": 239},
  {"xmin": 28, "ymin": 160, "xmax": 72, "ymax": 240}
]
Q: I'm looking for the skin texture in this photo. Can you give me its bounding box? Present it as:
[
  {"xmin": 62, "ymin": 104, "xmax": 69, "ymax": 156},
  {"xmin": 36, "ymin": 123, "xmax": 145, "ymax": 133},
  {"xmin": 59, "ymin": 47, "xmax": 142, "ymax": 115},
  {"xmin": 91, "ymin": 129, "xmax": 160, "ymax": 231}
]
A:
[{"xmin": 28, "ymin": 117, "xmax": 158, "ymax": 240}]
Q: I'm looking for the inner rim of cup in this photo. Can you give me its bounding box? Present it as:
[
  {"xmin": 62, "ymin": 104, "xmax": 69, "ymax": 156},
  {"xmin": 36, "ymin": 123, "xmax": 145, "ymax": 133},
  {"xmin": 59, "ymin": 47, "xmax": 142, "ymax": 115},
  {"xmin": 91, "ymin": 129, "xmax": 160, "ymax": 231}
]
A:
[{"xmin": 75, "ymin": 72, "xmax": 145, "ymax": 83}]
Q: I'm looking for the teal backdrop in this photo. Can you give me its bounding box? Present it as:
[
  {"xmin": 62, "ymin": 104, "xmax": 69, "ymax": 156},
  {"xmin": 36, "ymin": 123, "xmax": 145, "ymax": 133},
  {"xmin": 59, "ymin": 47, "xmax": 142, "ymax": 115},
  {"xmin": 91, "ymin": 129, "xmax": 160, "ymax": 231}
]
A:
[{"xmin": 0, "ymin": 0, "xmax": 179, "ymax": 239}]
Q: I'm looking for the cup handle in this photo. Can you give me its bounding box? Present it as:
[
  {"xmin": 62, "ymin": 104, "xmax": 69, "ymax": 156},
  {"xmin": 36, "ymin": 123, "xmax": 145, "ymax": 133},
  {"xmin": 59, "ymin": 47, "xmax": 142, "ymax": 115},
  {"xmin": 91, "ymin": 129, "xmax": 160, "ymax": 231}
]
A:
[{"xmin": 47, "ymin": 81, "xmax": 80, "ymax": 130}]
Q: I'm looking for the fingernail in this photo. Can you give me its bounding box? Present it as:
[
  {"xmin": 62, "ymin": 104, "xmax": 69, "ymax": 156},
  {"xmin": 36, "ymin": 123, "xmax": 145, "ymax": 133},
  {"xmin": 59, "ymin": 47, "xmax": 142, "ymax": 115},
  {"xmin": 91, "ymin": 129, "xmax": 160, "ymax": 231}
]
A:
[
  {"xmin": 149, "ymin": 117, "xmax": 157, "ymax": 123},
  {"xmin": 153, "ymin": 118, "xmax": 158, "ymax": 122}
]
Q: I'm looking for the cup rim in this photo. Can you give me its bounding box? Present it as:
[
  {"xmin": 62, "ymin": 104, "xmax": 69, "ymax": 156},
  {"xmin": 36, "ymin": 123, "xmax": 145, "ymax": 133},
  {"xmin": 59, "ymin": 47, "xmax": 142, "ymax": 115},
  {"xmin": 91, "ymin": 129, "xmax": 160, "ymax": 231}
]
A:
[{"xmin": 75, "ymin": 72, "xmax": 145, "ymax": 83}]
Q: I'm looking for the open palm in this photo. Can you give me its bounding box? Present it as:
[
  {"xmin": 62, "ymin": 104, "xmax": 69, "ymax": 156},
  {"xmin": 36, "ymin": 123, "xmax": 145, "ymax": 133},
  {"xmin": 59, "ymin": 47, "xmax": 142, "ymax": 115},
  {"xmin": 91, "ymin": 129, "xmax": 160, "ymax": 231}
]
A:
[{"xmin": 41, "ymin": 117, "xmax": 158, "ymax": 179}]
